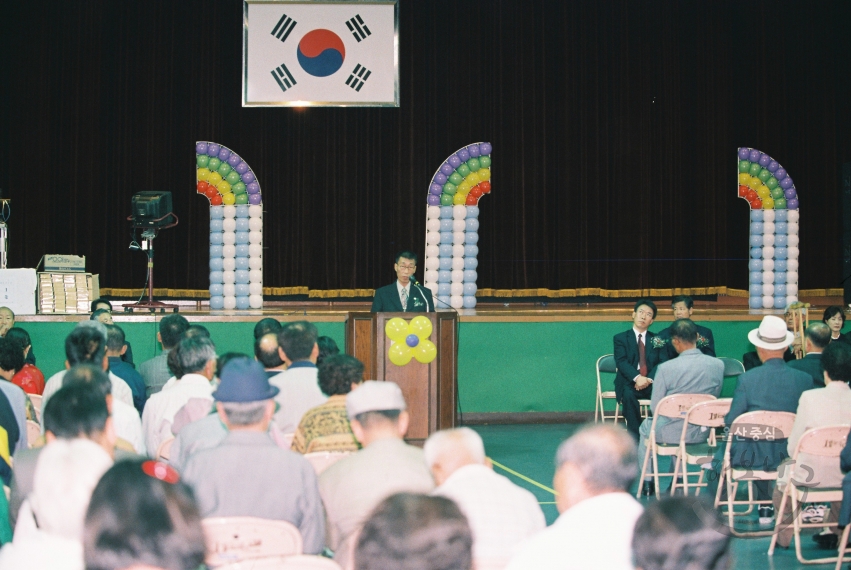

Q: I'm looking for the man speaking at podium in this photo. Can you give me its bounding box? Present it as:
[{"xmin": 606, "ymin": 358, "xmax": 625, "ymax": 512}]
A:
[{"xmin": 371, "ymin": 250, "xmax": 434, "ymax": 313}]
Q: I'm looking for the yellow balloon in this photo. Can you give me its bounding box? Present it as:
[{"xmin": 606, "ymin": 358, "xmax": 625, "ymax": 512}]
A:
[
  {"xmin": 453, "ymin": 193, "xmax": 466, "ymax": 205},
  {"xmin": 385, "ymin": 317, "xmax": 410, "ymax": 342},
  {"xmin": 414, "ymin": 339, "xmax": 437, "ymax": 363},
  {"xmin": 388, "ymin": 342, "xmax": 413, "ymax": 366},
  {"xmin": 466, "ymin": 172, "xmax": 481, "ymax": 185},
  {"xmin": 208, "ymin": 172, "xmax": 223, "ymax": 186},
  {"xmin": 457, "ymin": 181, "xmax": 472, "ymax": 194},
  {"xmin": 197, "ymin": 168, "xmax": 212, "ymax": 182},
  {"xmin": 409, "ymin": 315, "xmax": 433, "ymax": 338},
  {"xmin": 756, "ymin": 187, "xmax": 770, "ymax": 199},
  {"xmin": 762, "ymin": 197, "xmax": 775, "ymax": 209},
  {"xmin": 747, "ymin": 176, "xmax": 760, "ymax": 190},
  {"xmin": 216, "ymin": 180, "xmax": 232, "ymax": 194},
  {"xmin": 478, "ymin": 168, "xmax": 491, "ymax": 181},
  {"xmin": 738, "ymin": 172, "xmax": 750, "ymax": 185},
  {"xmin": 222, "ymin": 192, "xmax": 236, "ymax": 205}
]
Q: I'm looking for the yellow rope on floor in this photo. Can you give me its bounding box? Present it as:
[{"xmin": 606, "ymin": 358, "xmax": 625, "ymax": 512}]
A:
[{"xmin": 489, "ymin": 458, "xmax": 558, "ymax": 496}]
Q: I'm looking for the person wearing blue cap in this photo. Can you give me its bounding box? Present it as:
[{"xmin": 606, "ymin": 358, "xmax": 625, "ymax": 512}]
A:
[{"xmin": 181, "ymin": 358, "xmax": 325, "ymax": 554}]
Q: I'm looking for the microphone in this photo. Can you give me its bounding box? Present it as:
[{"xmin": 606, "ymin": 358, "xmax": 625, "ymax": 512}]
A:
[{"xmin": 409, "ymin": 276, "xmax": 433, "ymax": 312}]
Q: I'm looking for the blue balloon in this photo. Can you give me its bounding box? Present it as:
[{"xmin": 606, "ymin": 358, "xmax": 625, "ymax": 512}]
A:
[
  {"xmin": 466, "ymin": 207, "xmax": 480, "ymax": 218},
  {"xmin": 775, "ymin": 283, "xmax": 787, "ymax": 296},
  {"xmin": 406, "ymin": 334, "xmax": 420, "ymax": 347},
  {"xmin": 749, "ymin": 296, "xmax": 762, "ymax": 309},
  {"xmin": 210, "ymin": 232, "xmax": 224, "ymax": 245},
  {"xmin": 750, "ymin": 222, "xmax": 764, "ymax": 235},
  {"xmin": 209, "ymin": 257, "xmax": 223, "ymax": 271},
  {"xmin": 463, "ymin": 270, "xmax": 477, "ymax": 282},
  {"xmin": 439, "ymin": 244, "xmax": 453, "ymax": 257},
  {"xmin": 774, "ymin": 234, "xmax": 788, "ymax": 247},
  {"xmin": 750, "ymin": 247, "xmax": 762, "ymax": 259},
  {"xmin": 235, "ymin": 205, "xmax": 250, "ymax": 218},
  {"xmin": 440, "ymin": 232, "xmax": 453, "ymax": 244},
  {"xmin": 210, "ymin": 206, "xmax": 224, "ymax": 219},
  {"xmin": 775, "ymin": 259, "xmax": 788, "ymax": 272},
  {"xmin": 775, "ymin": 222, "xmax": 788, "ymax": 234},
  {"xmin": 235, "ymin": 270, "xmax": 250, "ymax": 284},
  {"xmin": 210, "ymin": 270, "xmax": 224, "ymax": 284},
  {"xmin": 750, "ymin": 271, "xmax": 763, "ymax": 283},
  {"xmin": 749, "ymin": 283, "xmax": 763, "ymax": 296},
  {"xmin": 465, "ymin": 219, "xmax": 480, "ymax": 232},
  {"xmin": 750, "ymin": 210, "xmax": 764, "ymax": 222},
  {"xmin": 749, "ymin": 235, "xmax": 763, "ymax": 247},
  {"xmin": 464, "ymin": 257, "xmax": 478, "ymax": 269},
  {"xmin": 440, "ymin": 206, "xmax": 454, "ymax": 219},
  {"xmin": 210, "ymin": 245, "xmax": 224, "ymax": 258},
  {"xmin": 235, "ymin": 218, "xmax": 250, "ymax": 232},
  {"xmin": 210, "ymin": 283, "xmax": 224, "ymax": 296},
  {"xmin": 463, "ymin": 283, "xmax": 477, "ymax": 295},
  {"xmin": 235, "ymin": 284, "xmax": 250, "ymax": 296},
  {"xmin": 235, "ymin": 257, "xmax": 250, "ymax": 270},
  {"xmin": 439, "ymin": 257, "xmax": 452, "ymax": 270},
  {"xmin": 774, "ymin": 296, "xmax": 786, "ymax": 309},
  {"xmin": 774, "ymin": 247, "xmax": 788, "ymax": 260},
  {"xmin": 464, "ymin": 245, "xmax": 479, "ymax": 257},
  {"xmin": 235, "ymin": 231, "xmax": 250, "ymax": 245},
  {"xmin": 210, "ymin": 219, "xmax": 224, "ymax": 232},
  {"xmin": 463, "ymin": 296, "xmax": 477, "ymax": 309},
  {"xmin": 438, "ymin": 283, "xmax": 451, "ymax": 296},
  {"xmin": 236, "ymin": 297, "xmax": 250, "ymax": 310},
  {"xmin": 210, "ymin": 296, "xmax": 225, "ymax": 310},
  {"xmin": 440, "ymin": 219, "xmax": 453, "ymax": 232},
  {"xmin": 438, "ymin": 270, "xmax": 451, "ymax": 283},
  {"xmin": 774, "ymin": 210, "xmax": 788, "ymax": 222},
  {"xmin": 774, "ymin": 271, "xmax": 786, "ymax": 283},
  {"xmin": 437, "ymin": 295, "xmax": 451, "ymax": 309},
  {"xmin": 748, "ymin": 259, "xmax": 763, "ymax": 271},
  {"xmin": 465, "ymin": 232, "xmax": 479, "ymax": 245}
]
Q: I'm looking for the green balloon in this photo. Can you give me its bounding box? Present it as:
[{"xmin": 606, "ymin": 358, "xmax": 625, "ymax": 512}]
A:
[
  {"xmin": 449, "ymin": 172, "xmax": 463, "ymax": 185},
  {"xmin": 228, "ymin": 173, "xmax": 243, "ymax": 187},
  {"xmin": 766, "ymin": 177, "xmax": 778, "ymax": 189},
  {"xmin": 235, "ymin": 193, "xmax": 249, "ymax": 205},
  {"xmin": 480, "ymin": 155, "xmax": 492, "ymax": 168},
  {"xmin": 774, "ymin": 197, "xmax": 787, "ymax": 209},
  {"xmin": 758, "ymin": 168, "xmax": 771, "ymax": 182},
  {"xmin": 196, "ymin": 154, "xmax": 210, "ymax": 168},
  {"xmin": 440, "ymin": 193, "xmax": 454, "ymax": 206},
  {"xmin": 738, "ymin": 160, "xmax": 750, "ymax": 173},
  {"xmin": 748, "ymin": 163, "xmax": 761, "ymax": 176},
  {"xmin": 208, "ymin": 157, "xmax": 221, "ymax": 171},
  {"xmin": 770, "ymin": 187, "xmax": 784, "ymax": 199},
  {"xmin": 457, "ymin": 164, "xmax": 471, "ymax": 177},
  {"xmin": 442, "ymin": 182, "xmax": 457, "ymax": 195},
  {"xmin": 467, "ymin": 158, "xmax": 481, "ymax": 172},
  {"xmin": 217, "ymin": 162, "xmax": 232, "ymax": 176}
]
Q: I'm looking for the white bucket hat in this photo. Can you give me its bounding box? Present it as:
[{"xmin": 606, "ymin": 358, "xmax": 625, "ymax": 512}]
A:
[{"xmin": 748, "ymin": 315, "xmax": 794, "ymax": 350}]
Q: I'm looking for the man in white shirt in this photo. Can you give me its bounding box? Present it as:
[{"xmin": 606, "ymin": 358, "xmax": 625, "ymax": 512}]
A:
[
  {"xmin": 270, "ymin": 321, "xmax": 327, "ymax": 433},
  {"xmin": 506, "ymin": 424, "xmax": 643, "ymax": 570},
  {"xmin": 424, "ymin": 427, "xmax": 545, "ymax": 567},
  {"xmin": 142, "ymin": 335, "xmax": 216, "ymax": 455}
]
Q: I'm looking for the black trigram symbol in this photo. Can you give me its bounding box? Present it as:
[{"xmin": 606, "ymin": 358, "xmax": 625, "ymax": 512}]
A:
[
  {"xmin": 345, "ymin": 64, "xmax": 371, "ymax": 92},
  {"xmin": 271, "ymin": 13, "xmax": 297, "ymax": 43},
  {"xmin": 271, "ymin": 63, "xmax": 297, "ymax": 93},
  {"xmin": 345, "ymin": 14, "xmax": 371, "ymax": 42}
]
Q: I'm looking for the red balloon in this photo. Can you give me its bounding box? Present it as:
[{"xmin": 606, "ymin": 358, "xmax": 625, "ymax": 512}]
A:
[
  {"xmin": 738, "ymin": 184, "xmax": 749, "ymax": 197},
  {"xmin": 465, "ymin": 194, "xmax": 479, "ymax": 206},
  {"xmin": 749, "ymin": 198, "xmax": 762, "ymax": 209},
  {"xmin": 479, "ymin": 181, "xmax": 491, "ymax": 194},
  {"xmin": 745, "ymin": 189, "xmax": 758, "ymax": 201},
  {"xmin": 210, "ymin": 194, "xmax": 223, "ymax": 206},
  {"xmin": 196, "ymin": 181, "xmax": 208, "ymax": 194},
  {"xmin": 204, "ymin": 187, "xmax": 218, "ymax": 199},
  {"xmin": 470, "ymin": 186, "xmax": 484, "ymax": 198}
]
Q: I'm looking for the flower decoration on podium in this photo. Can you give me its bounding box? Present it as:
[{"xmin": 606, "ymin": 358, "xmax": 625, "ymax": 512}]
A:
[
  {"xmin": 195, "ymin": 142, "xmax": 264, "ymax": 310},
  {"xmin": 424, "ymin": 142, "xmax": 492, "ymax": 309},
  {"xmin": 385, "ymin": 316, "xmax": 437, "ymax": 366},
  {"xmin": 736, "ymin": 147, "xmax": 800, "ymax": 310}
]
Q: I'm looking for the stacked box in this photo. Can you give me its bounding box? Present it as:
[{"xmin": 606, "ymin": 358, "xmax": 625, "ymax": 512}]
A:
[{"xmin": 37, "ymin": 273, "xmax": 99, "ymax": 314}]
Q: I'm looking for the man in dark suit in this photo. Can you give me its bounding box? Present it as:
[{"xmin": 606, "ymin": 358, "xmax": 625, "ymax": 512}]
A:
[
  {"xmin": 707, "ymin": 315, "xmax": 814, "ymax": 525},
  {"xmin": 613, "ymin": 299, "xmax": 665, "ymax": 439},
  {"xmin": 654, "ymin": 295, "xmax": 716, "ymax": 359},
  {"xmin": 787, "ymin": 322, "xmax": 829, "ymax": 388},
  {"xmin": 371, "ymin": 250, "xmax": 434, "ymax": 313}
]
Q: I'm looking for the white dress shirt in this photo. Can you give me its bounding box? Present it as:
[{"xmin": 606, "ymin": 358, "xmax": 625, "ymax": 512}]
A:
[
  {"xmin": 270, "ymin": 363, "xmax": 328, "ymax": 433},
  {"xmin": 42, "ymin": 369, "xmax": 134, "ymax": 410},
  {"xmin": 112, "ymin": 398, "xmax": 145, "ymax": 455},
  {"xmin": 141, "ymin": 373, "xmax": 214, "ymax": 455}
]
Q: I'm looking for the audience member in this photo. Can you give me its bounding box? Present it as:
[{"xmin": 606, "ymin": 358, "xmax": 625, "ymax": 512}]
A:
[
  {"xmin": 632, "ymin": 496, "xmax": 731, "ymax": 570},
  {"xmin": 255, "ymin": 332, "xmax": 287, "ymax": 378},
  {"xmin": 254, "ymin": 317, "xmax": 283, "ymax": 339},
  {"xmin": 84, "ymin": 459, "xmax": 206, "ymax": 570},
  {"xmin": 654, "ymin": 296, "xmax": 716, "ymax": 358},
  {"xmin": 41, "ymin": 323, "xmax": 134, "ymax": 409},
  {"xmin": 292, "ymin": 354, "xmax": 363, "ymax": 454},
  {"xmin": 424, "ymin": 427, "xmax": 545, "ymax": 566},
  {"xmin": 317, "ymin": 335, "xmax": 340, "ymax": 366},
  {"xmin": 613, "ymin": 299, "xmax": 665, "ymax": 438},
  {"xmin": 182, "ymin": 358, "xmax": 325, "ymax": 553},
  {"xmin": 320, "ymin": 381, "xmax": 435, "ymax": 566},
  {"xmin": 787, "ymin": 322, "xmax": 830, "ymax": 387},
  {"xmin": 742, "ymin": 305, "xmax": 801, "ymax": 370},
  {"xmin": 105, "ymin": 325, "xmax": 146, "ymax": 414},
  {"xmin": 90, "ymin": 301, "xmax": 136, "ymax": 366},
  {"xmin": 636, "ymin": 319, "xmax": 723, "ymax": 496},
  {"xmin": 0, "ymin": 307, "xmax": 35, "ymax": 365},
  {"xmin": 707, "ymin": 315, "xmax": 813, "ymax": 524},
  {"xmin": 0, "ymin": 337, "xmax": 34, "ymax": 450},
  {"xmin": 354, "ymin": 493, "xmax": 473, "ymax": 570},
  {"xmin": 4, "ymin": 328, "xmax": 44, "ymax": 395},
  {"xmin": 139, "ymin": 314, "xmax": 189, "ymax": 397},
  {"xmin": 823, "ymin": 306, "xmax": 851, "ymax": 345},
  {"xmin": 271, "ymin": 321, "xmax": 327, "ymax": 433},
  {"xmin": 0, "ymin": 439, "xmax": 112, "ymax": 569},
  {"xmin": 506, "ymin": 424, "xmax": 642, "ymax": 570},
  {"xmin": 142, "ymin": 335, "xmax": 216, "ymax": 455}
]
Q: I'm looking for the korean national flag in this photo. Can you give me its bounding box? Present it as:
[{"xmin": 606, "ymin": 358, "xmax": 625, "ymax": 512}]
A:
[{"xmin": 244, "ymin": 1, "xmax": 398, "ymax": 107}]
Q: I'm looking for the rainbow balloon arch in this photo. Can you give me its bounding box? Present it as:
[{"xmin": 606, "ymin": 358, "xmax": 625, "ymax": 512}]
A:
[
  {"xmin": 423, "ymin": 142, "xmax": 493, "ymax": 309},
  {"xmin": 736, "ymin": 147, "xmax": 800, "ymax": 310},
  {"xmin": 195, "ymin": 142, "xmax": 264, "ymax": 310}
]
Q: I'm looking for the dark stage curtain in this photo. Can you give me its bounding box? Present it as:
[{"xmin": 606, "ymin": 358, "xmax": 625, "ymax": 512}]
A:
[{"xmin": 1, "ymin": 0, "xmax": 849, "ymax": 293}]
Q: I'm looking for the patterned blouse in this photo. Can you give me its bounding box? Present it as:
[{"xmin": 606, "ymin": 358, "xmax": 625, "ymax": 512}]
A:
[{"xmin": 291, "ymin": 394, "xmax": 361, "ymax": 454}]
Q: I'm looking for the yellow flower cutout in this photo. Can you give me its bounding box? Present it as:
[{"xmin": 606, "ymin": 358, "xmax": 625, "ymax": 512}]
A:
[{"xmin": 385, "ymin": 316, "xmax": 438, "ymax": 366}]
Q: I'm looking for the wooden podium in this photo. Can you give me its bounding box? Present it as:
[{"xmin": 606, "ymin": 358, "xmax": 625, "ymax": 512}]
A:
[{"xmin": 346, "ymin": 312, "xmax": 458, "ymax": 445}]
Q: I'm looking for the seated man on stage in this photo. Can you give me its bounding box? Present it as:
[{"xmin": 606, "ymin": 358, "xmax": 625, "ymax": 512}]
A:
[
  {"xmin": 653, "ymin": 295, "xmax": 716, "ymax": 358},
  {"xmin": 371, "ymin": 250, "xmax": 433, "ymax": 312},
  {"xmin": 613, "ymin": 300, "xmax": 665, "ymax": 439}
]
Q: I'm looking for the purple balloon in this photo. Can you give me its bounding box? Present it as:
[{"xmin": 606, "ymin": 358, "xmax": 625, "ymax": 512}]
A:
[
  {"xmin": 427, "ymin": 195, "xmax": 441, "ymax": 206},
  {"xmin": 246, "ymin": 182, "xmax": 260, "ymax": 195},
  {"xmin": 227, "ymin": 154, "xmax": 241, "ymax": 167},
  {"xmin": 218, "ymin": 147, "xmax": 231, "ymax": 161},
  {"xmin": 448, "ymin": 155, "xmax": 462, "ymax": 168},
  {"xmin": 405, "ymin": 334, "xmax": 419, "ymax": 348},
  {"xmin": 196, "ymin": 142, "xmax": 209, "ymax": 154},
  {"xmin": 748, "ymin": 149, "xmax": 760, "ymax": 162},
  {"xmin": 784, "ymin": 187, "xmax": 797, "ymax": 200},
  {"xmin": 775, "ymin": 168, "xmax": 787, "ymax": 180},
  {"xmin": 787, "ymin": 198, "xmax": 799, "ymax": 209},
  {"xmin": 248, "ymin": 193, "xmax": 262, "ymax": 205},
  {"xmin": 457, "ymin": 148, "xmax": 471, "ymax": 162},
  {"xmin": 468, "ymin": 145, "xmax": 481, "ymax": 158},
  {"xmin": 758, "ymin": 153, "xmax": 770, "ymax": 167},
  {"xmin": 434, "ymin": 173, "xmax": 448, "ymax": 185},
  {"xmin": 738, "ymin": 148, "xmax": 750, "ymax": 160},
  {"xmin": 207, "ymin": 144, "xmax": 221, "ymax": 157},
  {"xmin": 479, "ymin": 142, "xmax": 493, "ymax": 155},
  {"xmin": 235, "ymin": 161, "xmax": 249, "ymax": 174},
  {"xmin": 440, "ymin": 163, "xmax": 454, "ymax": 176},
  {"xmin": 780, "ymin": 176, "xmax": 793, "ymax": 189},
  {"xmin": 429, "ymin": 183, "xmax": 443, "ymax": 195},
  {"xmin": 767, "ymin": 160, "xmax": 779, "ymax": 172},
  {"xmin": 241, "ymin": 171, "xmax": 256, "ymax": 184}
]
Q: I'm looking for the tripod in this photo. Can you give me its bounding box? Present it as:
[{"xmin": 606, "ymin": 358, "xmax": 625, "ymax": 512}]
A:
[{"xmin": 124, "ymin": 215, "xmax": 180, "ymax": 313}]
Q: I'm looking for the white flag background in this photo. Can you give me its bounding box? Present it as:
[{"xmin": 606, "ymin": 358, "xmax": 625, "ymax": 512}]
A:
[{"xmin": 244, "ymin": 1, "xmax": 398, "ymax": 107}]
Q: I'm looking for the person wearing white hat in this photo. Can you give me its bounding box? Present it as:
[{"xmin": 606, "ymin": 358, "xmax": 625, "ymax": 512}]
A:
[{"xmin": 707, "ymin": 315, "xmax": 814, "ymax": 524}]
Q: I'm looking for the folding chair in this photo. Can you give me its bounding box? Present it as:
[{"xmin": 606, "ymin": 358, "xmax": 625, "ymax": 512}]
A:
[
  {"xmin": 714, "ymin": 410, "xmax": 796, "ymax": 537},
  {"xmin": 28, "ymin": 394, "xmax": 42, "ymax": 424},
  {"xmin": 203, "ymin": 516, "xmax": 303, "ymax": 567},
  {"xmin": 595, "ymin": 354, "xmax": 650, "ymax": 424},
  {"xmin": 217, "ymin": 555, "xmax": 342, "ymax": 570},
  {"xmin": 789, "ymin": 304, "xmax": 809, "ymax": 358},
  {"xmin": 836, "ymin": 502, "xmax": 851, "ymax": 570},
  {"xmin": 636, "ymin": 393, "xmax": 716, "ymax": 499},
  {"xmin": 671, "ymin": 398, "xmax": 733, "ymax": 496},
  {"xmin": 25, "ymin": 420, "xmax": 41, "ymax": 449},
  {"xmin": 768, "ymin": 425, "xmax": 851, "ymax": 565},
  {"xmin": 304, "ymin": 451, "xmax": 352, "ymax": 475}
]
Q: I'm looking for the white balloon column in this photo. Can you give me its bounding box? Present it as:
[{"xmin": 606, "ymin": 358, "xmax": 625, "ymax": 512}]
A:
[
  {"xmin": 195, "ymin": 142, "xmax": 264, "ymax": 310},
  {"xmin": 423, "ymin": 142, "xmax": 492, "ymax": 309},
  {"xmin": 736, "ymin": 147, "xmax": 800, "ymax": 309}
]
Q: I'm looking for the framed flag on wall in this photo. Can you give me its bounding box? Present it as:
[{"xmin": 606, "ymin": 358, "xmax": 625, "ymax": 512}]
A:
[{"xmin": 243, "ymin": 0, "xmax": 399, "ymax": 107}]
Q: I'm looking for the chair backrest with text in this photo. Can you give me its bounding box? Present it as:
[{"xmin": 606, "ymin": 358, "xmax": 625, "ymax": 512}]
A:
[
  {"xmin": 217, "ymin": 555, "xmax": 342, "ymax": 570},
  {"xmin": 202, "ymin": 516, "xmax": 303, "ymax": 567},
  {"xmin": 304, "ymin": 451, "xmax": 352, "ymax": 475}
]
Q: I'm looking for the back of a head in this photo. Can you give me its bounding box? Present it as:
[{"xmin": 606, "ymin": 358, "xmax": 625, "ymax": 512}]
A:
[
  {"xmin": 822, "ymin": 341, "xmax": 851, "ymax": 383},
  {"xmin": 805, "ymin": 322, "xmax": 831, "ymax": 351},
  {"xmin": 105, "ymin": 324, "xmax": 126, "ymax": 353},
  {"xmin": 278, "ymin": 320, "xmax": 318, "ymax": 361},
  {"xmin": 632, "ymin": 496, "xmax": 730, "ymax": 570},
  {"xmin": 254, "ymin": 333, "xmax": 284, "ymax": 368},
  {"xmin": 253, "ymin": 317, "xmax": 283, "ymax": 339},
  {"xmin": 317, "ymin": 335, "xmax": 340, "ymax": 366},
  {"xmin": 4, "ymin": 327, "xmax": 31, "ymax": 351},
  {"xmin": 66, "ymin": 325, "xmax": 107, "ymax": 366},
  {"xmin": 318, "ymin": 354, "xmax": 364, "ymax": 396},
  {"xmin": 670, "ymin": 319, "xmax": 698, "ymax": 344},
  {"xmin": 0, "ymin": 336, "xmax": 24, "ymax": 374},
  {"xmin": 174, "ymin": 335, "xmax": 216, "ymax": 377},
  {"xmin": 63, "ymin": 363, "xmax": 112, "ymax": 400},
  {"xmin": 45, "ymin": 380, "xmax": 109, "ymax": 439},
  {"xmin": 355, "ymin": 493, "xmax": 473, "ymax": 570},
  {"xmin": 423, "ymin": 428, "xmax": 486, "ymax": 471},
  {"xmin": 84, "ymin": 459, "xmax": 206, "ymax": 570},
  {"xmin": 556, "ymin": 424, "xmax": 637, "ymax": 493},
  {"xmin": 31, "ymin": 439, "xmax": 113, "ymax": 541},
  {"xmin": 185, "ymin": 324, "xmax": 210, "ymax": 339},
  {"xmin": 159, "ymin": 314, "xmax": 190, "ymax": 349}
]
